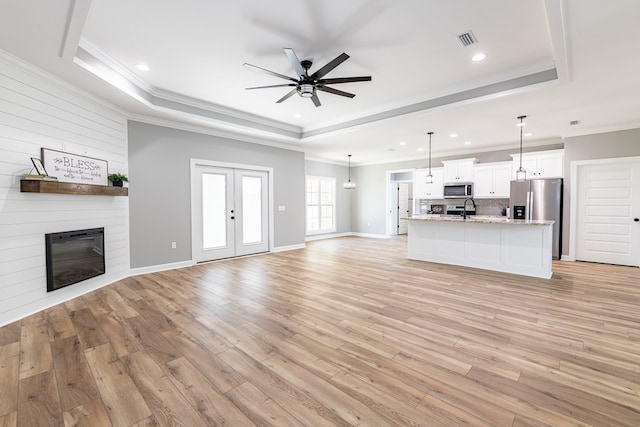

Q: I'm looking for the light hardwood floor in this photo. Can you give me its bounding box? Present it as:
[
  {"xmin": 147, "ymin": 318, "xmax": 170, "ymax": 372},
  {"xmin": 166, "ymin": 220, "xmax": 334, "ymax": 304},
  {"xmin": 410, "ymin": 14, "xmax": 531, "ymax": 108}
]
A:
[{"xmin": 1, "ymin": 236, "xmax": 639, "ymax": 426}]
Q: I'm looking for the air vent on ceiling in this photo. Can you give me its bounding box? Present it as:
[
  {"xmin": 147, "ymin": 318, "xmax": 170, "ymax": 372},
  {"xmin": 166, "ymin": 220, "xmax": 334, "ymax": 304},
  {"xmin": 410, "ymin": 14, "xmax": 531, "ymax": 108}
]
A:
[
  {"xmin": 569, "ymin": 120, "xmax": 581, "ymax": 126},
  {"xmin": 457, "ymin": 31, "xmax": 478, "ymax": 47}
]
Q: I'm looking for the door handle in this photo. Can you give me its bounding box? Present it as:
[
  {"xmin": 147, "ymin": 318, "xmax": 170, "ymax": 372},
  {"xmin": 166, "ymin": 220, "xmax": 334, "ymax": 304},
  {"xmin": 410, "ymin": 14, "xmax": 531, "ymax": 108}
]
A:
[
  {"xmin": 230, "ymin": 216, "xmax": 235, "ymax": 220},
  {"xmin": 634, "ymin": 218, "xmax": 639, "ymax": 222}
]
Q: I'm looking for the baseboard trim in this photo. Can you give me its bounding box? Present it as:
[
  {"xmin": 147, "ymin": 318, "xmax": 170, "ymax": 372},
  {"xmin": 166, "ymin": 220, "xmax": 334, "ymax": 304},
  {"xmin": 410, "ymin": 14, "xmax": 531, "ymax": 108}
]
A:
[
  {"xmin": 305, "ymin": 232, "xmax": 352, "ymax": 242},
  {"xmin": 560, "ymin": 255, "xmax": 575, "ymax": 261},
  {"xmin": 272, "ymin": 243, "xmax": 306, "ymax": 253},
  {"xmin": 351, "ymin": 232, "xmax": 390, "ymax": 239},
  {"xmin": 130, "ymin": 260, "xmax": 196, "ymax": 276}
]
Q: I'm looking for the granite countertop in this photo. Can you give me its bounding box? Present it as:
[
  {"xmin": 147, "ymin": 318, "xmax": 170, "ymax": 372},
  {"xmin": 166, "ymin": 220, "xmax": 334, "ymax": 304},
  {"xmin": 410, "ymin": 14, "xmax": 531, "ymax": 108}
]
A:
[{"xmin": 406, "ymin": 215, "xmax": 555, "ymax": 226}]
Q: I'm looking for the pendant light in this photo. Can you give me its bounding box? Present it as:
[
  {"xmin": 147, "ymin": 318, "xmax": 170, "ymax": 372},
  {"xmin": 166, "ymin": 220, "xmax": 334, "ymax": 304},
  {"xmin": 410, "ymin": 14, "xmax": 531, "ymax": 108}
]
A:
[
  {"xmin": 426, "ymin": 132, "xmax": 434, "ymax": 184},
  {"xmin": 515, "ymin": 115, "xmax": 527, "ymax": 181},
  {"xmin": 343, "ymin": 154, "xmax": 356, "ymax": 189}
]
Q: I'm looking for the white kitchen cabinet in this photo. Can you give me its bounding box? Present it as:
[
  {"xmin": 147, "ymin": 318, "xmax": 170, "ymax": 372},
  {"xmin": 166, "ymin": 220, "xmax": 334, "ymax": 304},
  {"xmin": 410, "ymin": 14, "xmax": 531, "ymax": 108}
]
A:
[
  {"xmin": 511, "ymin": 149, "xmax": 564, "ymax": 179},
  {"xmin": 474, "ymin": 162, "xmax": 512, "ymax": 198},
  {"xmin": 442, "ymin": 158, "xmax": 477, "ymax": 183},
  {"xmin": 413, "ymin": 167, "xmax": 444, "ymax": 199}
]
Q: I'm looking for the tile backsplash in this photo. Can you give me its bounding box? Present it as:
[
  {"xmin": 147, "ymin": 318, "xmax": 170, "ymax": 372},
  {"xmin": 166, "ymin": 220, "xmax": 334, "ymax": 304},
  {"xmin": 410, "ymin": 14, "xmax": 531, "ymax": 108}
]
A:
[{"xmin": 417, "ymin": 198, "xmax": 509, "ymax": 216}]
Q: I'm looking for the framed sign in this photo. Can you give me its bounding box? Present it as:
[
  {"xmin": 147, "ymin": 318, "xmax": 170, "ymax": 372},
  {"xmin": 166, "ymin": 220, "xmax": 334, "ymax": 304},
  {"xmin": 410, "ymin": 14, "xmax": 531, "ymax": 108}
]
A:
[
  {"xmin": 41, "ymin": 148, "xmax": 108, "ymax": 185},
  {"xmin": 31, "ymin": 157, "xmax": 49, "ymax": 175}
]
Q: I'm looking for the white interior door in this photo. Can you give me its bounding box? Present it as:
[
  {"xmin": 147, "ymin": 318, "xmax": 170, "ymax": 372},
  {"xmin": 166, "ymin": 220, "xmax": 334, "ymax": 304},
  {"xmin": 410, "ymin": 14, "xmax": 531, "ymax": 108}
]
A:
[
  {"xmin": 194, "ymin": 165, "xmax": 269, "ymax": 262},
  {"xmin": 398, "ymin": 183, "xmax": 409, "ymax": 235},
  {"xmin": 576, "ymin": 159, "xmax": 640, "ymax": 266}
]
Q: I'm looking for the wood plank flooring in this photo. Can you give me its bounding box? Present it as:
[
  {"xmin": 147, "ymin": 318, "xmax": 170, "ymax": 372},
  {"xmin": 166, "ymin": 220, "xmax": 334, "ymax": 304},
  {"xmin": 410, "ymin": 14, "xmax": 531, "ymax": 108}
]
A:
[{"xmin": 1, "ymin": 236, "xmax": 639, "ymax": 426}]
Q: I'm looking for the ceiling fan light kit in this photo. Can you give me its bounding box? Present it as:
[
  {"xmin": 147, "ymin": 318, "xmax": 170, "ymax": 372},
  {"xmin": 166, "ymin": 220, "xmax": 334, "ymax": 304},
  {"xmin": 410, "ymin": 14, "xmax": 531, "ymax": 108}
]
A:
[{"xmin": 244, "ymin": 48, "xmax": 371, "ymax": 107}]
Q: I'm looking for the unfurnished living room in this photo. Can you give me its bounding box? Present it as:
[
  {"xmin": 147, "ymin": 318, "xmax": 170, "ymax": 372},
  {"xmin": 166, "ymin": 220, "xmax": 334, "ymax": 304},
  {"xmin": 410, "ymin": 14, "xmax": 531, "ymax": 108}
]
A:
[{"xmin": 1, "ymin": 1, "xmax": 639, "ymax": 426}]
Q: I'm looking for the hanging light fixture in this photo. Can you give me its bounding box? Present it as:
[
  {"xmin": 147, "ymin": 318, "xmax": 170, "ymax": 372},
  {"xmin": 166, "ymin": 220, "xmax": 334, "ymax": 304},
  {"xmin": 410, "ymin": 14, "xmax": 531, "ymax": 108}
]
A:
[
  {"xmin": 426, "ymin": 132, "xmax": 434, "ymax": 184},
  {"xmin": 515, "ymin": 115, "xmax": 527, "ymax": 181},
  {"xmin": 343, "ymin": 154, "xmax": 356, "ymax": 189}
]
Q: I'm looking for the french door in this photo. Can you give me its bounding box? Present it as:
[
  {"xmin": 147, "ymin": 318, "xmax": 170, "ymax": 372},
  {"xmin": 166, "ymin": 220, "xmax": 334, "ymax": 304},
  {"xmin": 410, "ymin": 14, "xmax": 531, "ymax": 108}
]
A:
[{"xmin": 193, "ymin": 164, "xmax": 269, "ymax": 262}]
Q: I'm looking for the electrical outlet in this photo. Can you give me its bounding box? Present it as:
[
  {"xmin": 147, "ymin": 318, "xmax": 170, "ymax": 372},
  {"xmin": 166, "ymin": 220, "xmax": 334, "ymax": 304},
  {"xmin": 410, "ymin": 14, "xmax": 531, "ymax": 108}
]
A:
[{"xmin": 171, "ymin": 242, "xmax": 177, "ymax": 249}]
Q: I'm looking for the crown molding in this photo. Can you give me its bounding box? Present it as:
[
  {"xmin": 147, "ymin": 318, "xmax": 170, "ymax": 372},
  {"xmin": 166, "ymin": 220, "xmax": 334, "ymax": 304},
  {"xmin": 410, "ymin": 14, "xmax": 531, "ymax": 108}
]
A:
[
  {"xmin": 74, "ymin": 41, "xmax": 303, "ymax": 139},
  {"xmin": 127, "ymin": 114, "xmax": 305, "ymax": 153},
  {"xmin": 302, "ymin": 68, "xmax": 559, "ymax": 140}
]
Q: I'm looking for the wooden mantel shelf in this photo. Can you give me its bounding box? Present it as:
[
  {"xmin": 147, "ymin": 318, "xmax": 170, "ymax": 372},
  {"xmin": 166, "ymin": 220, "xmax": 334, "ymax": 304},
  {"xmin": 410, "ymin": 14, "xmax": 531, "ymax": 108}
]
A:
[{"xmin": 20, "ymin": 179, "xmax": 128, "ymax": 196}]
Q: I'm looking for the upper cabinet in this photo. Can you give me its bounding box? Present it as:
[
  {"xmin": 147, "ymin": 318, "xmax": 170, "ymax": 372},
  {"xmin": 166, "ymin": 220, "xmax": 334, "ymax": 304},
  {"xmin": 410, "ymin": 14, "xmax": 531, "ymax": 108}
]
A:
[
  {"xmin": 473, "ymin": 162, "xmax": 512, "ymax": 198},
  {"xmin": 414, "ymin": 167, "xmax": 444, "ymax": 199},
  {"xmin": 442, "ymin": 158, "xmax": 477, "ymax": 183},
  {"xmin": 511, "ymin": 149, "xmax": 564, "ymax": 179}
]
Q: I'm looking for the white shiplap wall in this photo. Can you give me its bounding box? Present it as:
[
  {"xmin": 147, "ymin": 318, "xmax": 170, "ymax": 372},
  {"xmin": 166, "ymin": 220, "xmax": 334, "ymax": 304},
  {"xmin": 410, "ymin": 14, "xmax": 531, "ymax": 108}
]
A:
[{"xmin": 0, "ymin": 50, "xmax": 129, "ymax": 326}]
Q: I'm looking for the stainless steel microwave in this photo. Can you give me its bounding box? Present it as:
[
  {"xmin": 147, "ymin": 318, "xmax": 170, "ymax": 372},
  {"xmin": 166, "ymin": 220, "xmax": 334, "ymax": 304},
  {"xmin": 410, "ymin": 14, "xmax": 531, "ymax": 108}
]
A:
[{"xmin": 443, "ymin": 182, "xmax": 473, "ymax": 199}]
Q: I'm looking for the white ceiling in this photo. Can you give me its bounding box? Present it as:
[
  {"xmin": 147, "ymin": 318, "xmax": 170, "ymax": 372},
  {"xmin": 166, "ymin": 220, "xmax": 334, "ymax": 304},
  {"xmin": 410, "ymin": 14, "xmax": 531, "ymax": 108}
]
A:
[{"xmin": 1, "ymin": 0, "xmax": 639, "ymax": 165}]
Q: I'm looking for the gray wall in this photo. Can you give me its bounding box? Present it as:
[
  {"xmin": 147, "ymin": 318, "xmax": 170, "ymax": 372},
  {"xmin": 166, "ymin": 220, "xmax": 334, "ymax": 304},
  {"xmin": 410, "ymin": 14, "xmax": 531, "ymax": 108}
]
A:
[
  {"xmin": 562, "ymin": 128, "xmax": 640, "ymax": 256},
  {"xmin": 351, "ymin": 143, "xmax": 563, "ymax": 234},
  {"xmin": 128, "ymin": 121, "xmax": 305, "ymax": 268},
  {"xmin": 305, "ymin": 160, "xmax": 352, "ymax": 235}
]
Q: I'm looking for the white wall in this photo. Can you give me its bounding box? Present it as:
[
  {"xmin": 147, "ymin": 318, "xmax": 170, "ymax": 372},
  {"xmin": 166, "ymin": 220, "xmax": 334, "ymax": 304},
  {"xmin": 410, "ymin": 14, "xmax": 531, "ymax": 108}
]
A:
[{"xmin": 0, "ymin": 51, "xmax": 129, "ymax": 326}]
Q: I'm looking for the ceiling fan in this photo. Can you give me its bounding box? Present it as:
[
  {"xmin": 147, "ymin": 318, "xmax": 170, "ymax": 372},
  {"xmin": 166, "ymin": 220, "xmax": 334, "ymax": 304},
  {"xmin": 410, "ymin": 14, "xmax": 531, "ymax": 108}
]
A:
[{"xmin": 243, "ymin": 48, "xmax": 371, "ymax": 107}]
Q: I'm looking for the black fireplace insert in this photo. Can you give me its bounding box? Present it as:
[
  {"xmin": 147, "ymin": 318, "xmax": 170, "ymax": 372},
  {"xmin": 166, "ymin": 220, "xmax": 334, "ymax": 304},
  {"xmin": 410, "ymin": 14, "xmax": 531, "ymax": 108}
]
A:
[{"xmin": 45, "ymin": 227, "xmax": 105, "ymax": 292}]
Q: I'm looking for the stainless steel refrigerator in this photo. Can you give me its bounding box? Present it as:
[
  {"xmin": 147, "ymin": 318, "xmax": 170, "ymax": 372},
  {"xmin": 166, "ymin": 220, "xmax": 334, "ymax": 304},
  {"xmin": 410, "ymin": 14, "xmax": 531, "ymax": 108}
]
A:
[{"xmin": 509, "ymin": 178, "xmax": 563, "ymax": 259}]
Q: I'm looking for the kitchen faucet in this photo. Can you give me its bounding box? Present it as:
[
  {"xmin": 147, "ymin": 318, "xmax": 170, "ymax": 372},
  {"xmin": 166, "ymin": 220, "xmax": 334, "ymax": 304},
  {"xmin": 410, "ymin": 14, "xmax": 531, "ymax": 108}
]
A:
[{"xmin": 463, "ymin": 198, "xmax": 476, "ymax": 219}]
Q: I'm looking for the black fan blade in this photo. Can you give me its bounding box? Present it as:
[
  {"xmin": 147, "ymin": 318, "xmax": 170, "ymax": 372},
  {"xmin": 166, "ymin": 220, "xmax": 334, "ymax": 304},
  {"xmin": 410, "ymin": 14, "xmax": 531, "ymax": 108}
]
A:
[
  {"xmin": 276, "ymin": 89, "xmax": 297, "ymax": 103},
  {"xmin": 283, "ymin": 48, "xmax": 306, "ymax": 78},
  {"xmin": 243, "ymin": 63, "xmax": 298, "ymax": 83},
  {"xmin": 246, "ymin": 84, "xmax": 297, "ymax": 90},
  {"xmin": 311, "ymin": 93, "xmax": 321, "ymax": 107},
  {"xmin": 310, "ymin": 52, "xmax": 350, "ymax": 79},
  {"xmin": 317, "ymin": 86, "xmax": 355, "ymax": 98},
  {"xmin": 319, "ymin": 76, "xmax": 371, "ymax": 84}
]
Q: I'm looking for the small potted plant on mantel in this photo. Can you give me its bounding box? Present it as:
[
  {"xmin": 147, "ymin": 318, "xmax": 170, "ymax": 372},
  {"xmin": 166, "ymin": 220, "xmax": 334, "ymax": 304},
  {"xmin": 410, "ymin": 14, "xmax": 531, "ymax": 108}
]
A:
[{"xmin": 107, "ymin": 173, "xmax": 128, "ymax": 187}]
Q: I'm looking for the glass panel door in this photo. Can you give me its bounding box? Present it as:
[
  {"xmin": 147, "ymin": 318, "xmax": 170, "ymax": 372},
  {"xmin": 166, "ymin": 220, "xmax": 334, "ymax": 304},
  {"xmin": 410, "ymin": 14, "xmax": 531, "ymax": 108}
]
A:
[
  {"xmin": 235, "ymin": 170, "xmax": 269, "ymax": 256},
  {"xmin": 194, "ymin": 165, "xmax": 269, "ymax": 262},
  {"xmin": 202, "ymin": 172, "xmax": 227, "ymax": 249}
]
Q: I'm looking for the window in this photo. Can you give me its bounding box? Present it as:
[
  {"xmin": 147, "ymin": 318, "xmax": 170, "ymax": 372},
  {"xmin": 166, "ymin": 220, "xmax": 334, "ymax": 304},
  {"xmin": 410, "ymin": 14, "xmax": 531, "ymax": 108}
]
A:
[{"xmin": 306, "ymin": 176, "xmax": 336, "ymax": 234}]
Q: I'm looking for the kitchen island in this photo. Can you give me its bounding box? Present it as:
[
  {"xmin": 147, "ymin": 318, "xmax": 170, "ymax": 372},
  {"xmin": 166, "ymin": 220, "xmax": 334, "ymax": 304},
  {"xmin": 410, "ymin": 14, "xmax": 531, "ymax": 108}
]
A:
[{"xmin": 407, "ymin": 215, "xmax": 555, "ymax": 279}]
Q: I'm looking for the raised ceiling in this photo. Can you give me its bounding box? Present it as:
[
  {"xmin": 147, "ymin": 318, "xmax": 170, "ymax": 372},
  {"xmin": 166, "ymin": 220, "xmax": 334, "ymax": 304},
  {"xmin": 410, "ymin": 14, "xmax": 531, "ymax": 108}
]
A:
[{"xmin": 1, "ymin": 0, "xmax": 639, "ymax": 164}]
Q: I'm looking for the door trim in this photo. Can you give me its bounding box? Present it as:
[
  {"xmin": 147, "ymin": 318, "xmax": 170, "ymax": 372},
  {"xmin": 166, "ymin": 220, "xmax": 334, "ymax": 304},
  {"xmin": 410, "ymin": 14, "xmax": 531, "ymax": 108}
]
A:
[
  {"xmin": 385, "ymin": 168, "xmax": 414, "ymax": 236},
  {"xmin": 190, "ymin": 158, "xmax": 274, "ymax": 263},
  {"xmin": 568, "ymin": 156, "xmax": 640, "ymax": 262}
]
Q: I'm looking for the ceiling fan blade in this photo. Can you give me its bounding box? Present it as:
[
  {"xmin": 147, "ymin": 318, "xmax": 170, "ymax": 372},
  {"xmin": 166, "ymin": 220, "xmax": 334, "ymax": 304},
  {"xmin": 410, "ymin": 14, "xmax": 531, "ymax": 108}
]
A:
[
  {"xmin": 243, "ymin": 63, "xmax": 298, "ymax": 83},
  {"xmin": 311, "ymin": 93, "xmax": 321, "ymax": 107},
  {"xmin": 319, "ymin": 76, "xmax": 372, "ymax": 84},
  {"xmin": 276, "ymin": 88, "xmax": 298, "ymax": 103},
  {"xmin": 317, "ymin": 86, "xmax": 355, "ymax": 98},
  {"xmin": 283, "ymin": 48, "xmax": 306, "ymax": 78},
  {"xmin": 310, "ymin": 52, "xmax": 350, "ymax": 79},
  {"xmin": 246, "ymin": 84, "xmax": 297, "ymax": 90}
]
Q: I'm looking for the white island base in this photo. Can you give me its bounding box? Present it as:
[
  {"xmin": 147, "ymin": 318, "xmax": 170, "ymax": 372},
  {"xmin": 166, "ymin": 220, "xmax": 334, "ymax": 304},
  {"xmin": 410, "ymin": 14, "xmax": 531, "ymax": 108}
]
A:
[{"xmin": 407, "ymin": 217, "xmax": 554, "ymax": 279}]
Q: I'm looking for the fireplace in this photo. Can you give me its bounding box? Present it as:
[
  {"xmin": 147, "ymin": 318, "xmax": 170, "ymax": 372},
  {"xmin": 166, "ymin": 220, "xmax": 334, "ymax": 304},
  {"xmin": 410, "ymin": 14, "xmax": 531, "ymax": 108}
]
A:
[{"xmin": 45, "ymin": 227, "xmax": 105, "ymax": 292}]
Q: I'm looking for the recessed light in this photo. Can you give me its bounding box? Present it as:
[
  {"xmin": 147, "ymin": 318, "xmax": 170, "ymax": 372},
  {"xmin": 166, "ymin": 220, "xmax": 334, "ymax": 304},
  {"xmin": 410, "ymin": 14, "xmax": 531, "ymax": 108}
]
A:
[
  {"xmin": 417, "ymin": 147, "xmax": 424, "ymax": 152},
  {"xmin": 399, "ymin": 141, "xmax": 407, "ymax": 146},
  {"xmin": 135, "ymin": 63, "xmax": 150, "ymax": 72},
  {"xmin": 516, "ymin": 121, "xmax": 526, "ymax": 127},
  {"xmin": 471, "ymin": 53, "xmax": 487, "ymax": 62},
  {"xmin": 524, "ymin": 133, "xmax": 533, "ymax": 137},
  {"xmin": 449, "ymin": 133, "xmax": 458, "ymax": 138},
  {"xmin": 464, "ymin": 141, "xmax": 472, "ymax": 145},
  {"xmin": 293, "ymin": 113, "xmax": 302, "ymax": 119}
]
